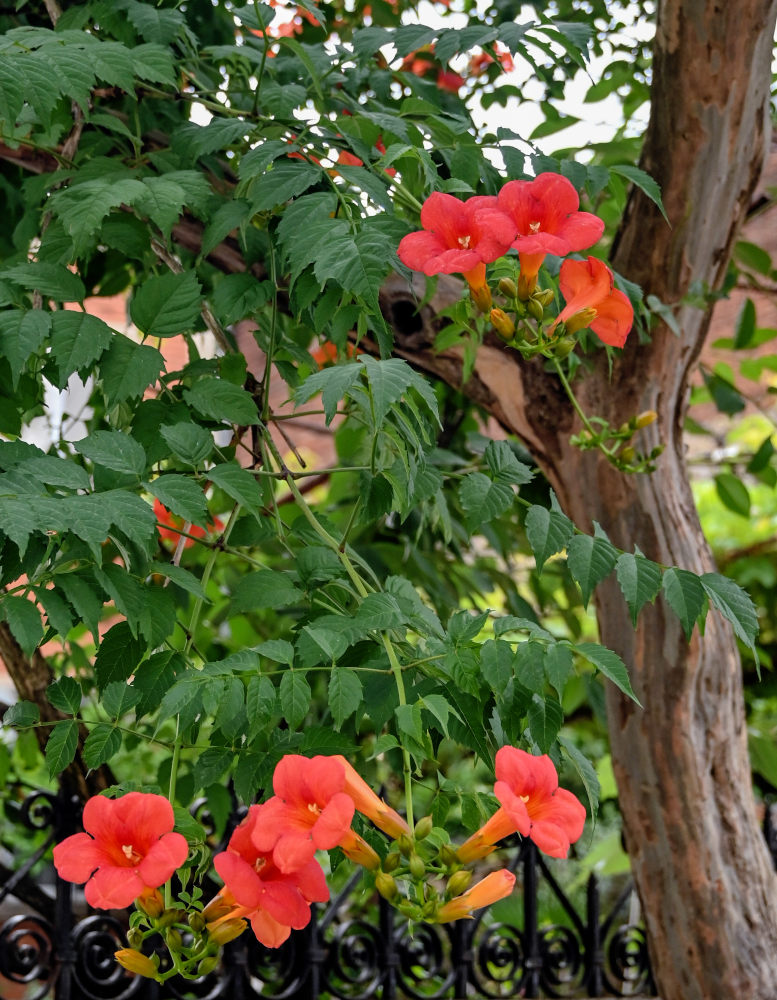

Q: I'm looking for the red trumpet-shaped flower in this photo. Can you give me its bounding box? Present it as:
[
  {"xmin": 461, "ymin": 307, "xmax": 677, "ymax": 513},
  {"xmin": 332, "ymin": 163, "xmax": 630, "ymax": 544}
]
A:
[
  {"xmin": 457, "ymin": 747, "xmax": 586, "ymax": 862},
  {"xmin": 552, "ymin": 257, "xmax": 634, "ymax": 347},
  {"xmin": 251, "ymin": 755, "xmax": 380, "ymax": 873},
  {"xmin": 436, "ymin": 869, "xmax": 516, "ymax": 922},
  {"xmin": 497, "ymin": 173, "xmax": 604, "ymax": 294},
  {"xmin": 397, "ymin": 192, "xmax": 517, "ymax": 289},
  {"xmin": 53, "ymin": 792, "xmax": 188, "ymax": 910},
  {"xmin": 213, "ymin": 802, "xmax": 329, "ymax": 949},
  {"xmin": 333, "ymin": 755, "xmax": 411, "ymax": 840}
]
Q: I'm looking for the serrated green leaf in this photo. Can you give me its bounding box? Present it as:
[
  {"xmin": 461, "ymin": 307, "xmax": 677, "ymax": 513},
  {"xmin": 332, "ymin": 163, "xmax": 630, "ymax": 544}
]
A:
[
  {"xmin": 57, "ymin": 573, "xmax": 102, "ymax": 641},
  {"xmin": 662, "ymin": 567, "xmax": 706, "ymax": 641},
  {"xmin": 515, "ymin": 641, "xmax": 546, "ymax": 692},
  {"xmin": 714, "ymin": 473, "xmax": 750, "ymax": 518},
  {"xmin": 610, "ymin": 164, "xmax": 667, "ymax": 223},
  {"xmin": 480, "ymin": 639, "xmax": 513, "ymax": 694},
  {"xmin": 3, "ymin": 701, "xmax": 39, "ymax": 728},
  {"xmin": 421, "ymin": 692, "xmax": 461, "ymax": 738},
  {"xmin": 354, "ymin": 592, "xmax": 406, "ymax": 631},
  {"xmin": 528, "ymin": 694, "xmax": 563, "ymax": 753},
  {"xmin": 576, "ymin": 642, "xmax": 640, "ymax": 703},
  {"xmin": 614, "ymin": 552, "xmax": 663, "ymax": 627},
  {"xmin": 146, "ymin": 475, "xmax": 208, "ymax": 528},
  {"xmin": 231, "ymin": 570, "xmax": 302, "ymax": 615},
  {"xmin": 183, "ymin": 378, "xmax": 259, "ymax": 426},
  {"xmin": 210, "ymin": 273, "xmax": 271, "ymax": 327},
  {"xmin": 208, "ymin": 461, "xmax": 263, "ymax": 512},
  {"xmin": 558, "ymin": 735, "xmax": 599, "ymax": 819},
  {"xmin": 279, "ymin": 671, "xmax": 311, "ymax": 729},
  {"xmin": 130, "ymin": 271, "xmax": 203, "ymax": 339},
  {"xmin": 700, "ymin": 572, "xmax": 759, "ymax": 652},
  {"xmin": 49, "ymin": 311, "xmax": 113, "ymax": 388},
  {"xmin": 148, "ymin": 562, "xmax": 206, "ymax": 599},
  {"xmin": 75, "ymin": 430, "xmax": 147, "ymax": 477},
  {"xmin": 193, "ymin": 748, "xmax": 233, "ymax": 790},
  {"xmin": 459, "ymin": 472, "xmax": 514, "ymax": 530},
  {"xmin": 247, "ymin": 675, "xmax": 277, "ymax": 737},
  {"xmin": 543, "ymin": 643, "xmax": 573, "ymax": 698},
  {"xmin": 94, "ymin": 620, "xmax": 146, "ymax": 691},
  {"xmin": 213, "ymin": 677, "xmax": 245, "ymax": 739},
  {"xmin": 201, "ymin": 199, "xmax": 252, "ymax": 257},
  {"xmin": 233, "ymin": 749, "xmax": 266, "ymax": 804},
  {"xmin": 2, "ymin": 261, "xmax": 86, "ymax": 302},
  {"xmin": 46, "ymin": 719, "xmax": 78, "ymax": 778},
  {"xmin": 567, "ymin": 533, "xmax": 618, "ymax": 606},
  {"xmin": 100, "ymin": 336, "xmax": 165, "ymax": 406},
  {"xmin": 294, "ymin": 363, "xmax": 363, "ymax": 423},
  {"xmin": 133, "ymin": 651, "xmax": 179, "ymax": 720},
  {"xmin": 329, "ymin": 668, "xmax": 363, "ymax": 728},
  {"xmin": 101, "ymin": 682, "xmax": 143, "ymax": 719},
  {"xmin": 47, "ymin": 676, "xmax": 82, "ymax": 716},
  {"xmin": 19, "ymin": 455, "xmax": 91, "ymax": 491},
  {"xmin": 0, "ymin": 310, "xmax": 51, "ymax": 385},
  {"xmin": 49, "ymin": 178, "xmax": 147, "ymax": 255},
  {"xmin": 256, "ymin": 639, "xmax": 295, "ymax": 664},
  {"xmin": 160, "ymin": 423, "xmax": 213, "ymax": 466},
  {"xmin": 0, "ymin": 60, "xmax": 24, "ymax": 130},
  {"xmin": 38, "ymin": 588, "xmax": 75, "ymax": 639},
  {"xmin": 734, "ymin": 298, "xmax": 756, "ymax": 349},
  {"xmin": 249, "ymin": 161, "xmax": 323, "ymax": 212},
  {"xmin": 83, "ymin": 724, "xmax": 122, "ymax": 769},
  {"xmin": 2, "ymin": 595, "xmax": 43, "ymax": 657},
  {"xmin": 484, "ymin": 440, "xmax": 534, "ymax": 485},
  {"xmin": 525, "ymin": 505, "xmax": 574, "ymax": 573}
]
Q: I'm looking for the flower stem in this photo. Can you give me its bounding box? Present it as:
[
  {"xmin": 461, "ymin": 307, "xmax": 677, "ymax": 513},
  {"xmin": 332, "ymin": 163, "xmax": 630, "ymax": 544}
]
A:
[{"xmin": 551, "ymin": 358, "xmax": 600, "ymax": 442}]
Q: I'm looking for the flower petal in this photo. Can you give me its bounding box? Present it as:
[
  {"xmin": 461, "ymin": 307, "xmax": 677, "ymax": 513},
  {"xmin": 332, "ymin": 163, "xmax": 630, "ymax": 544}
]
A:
[
  {"xmin": 249, "ymin": 910, "xmax": 292, "ymax": 949},
  {"xmin": 590, "ymin": 288, "xmax": 633, "ymax": 347},
  {"xmin": 214, "ymin": 851, "xmax": 264, "ymax": 910},
  {"xmin": 138, "ymin": 832, "xmax": 188, "ymax": 887},
  {"xmin": 273, "ymin": 831, "xmax": 316, "ymax": 873},
  {"xmin": 53, "ymin": 833, "xmax": 106, "ymax": 884},
  {"xmin": 85, "ymin": 866, "xmax": 147, "ymax": 910},
  {"xmin": 261, "ymin": 881, "xmax": 310, "ymax": 928}
]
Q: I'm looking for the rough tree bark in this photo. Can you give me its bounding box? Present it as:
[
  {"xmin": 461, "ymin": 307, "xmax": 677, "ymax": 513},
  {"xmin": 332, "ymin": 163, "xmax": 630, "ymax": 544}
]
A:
[{"xmin": 381, "ymin": 1, "xmax": 777, "ymax": 996}]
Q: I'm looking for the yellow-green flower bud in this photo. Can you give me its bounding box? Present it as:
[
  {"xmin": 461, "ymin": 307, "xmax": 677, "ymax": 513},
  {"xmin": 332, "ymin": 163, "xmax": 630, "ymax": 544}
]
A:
[
  {"xmin": 408, "ymin": 853, "xmax": 426, "ymax": 879},
  {"xmin": 421, "ymin": 899, "xmax": 437, "ymax": 919},
  {"xmin": 620, "ymin": 446, "xmax": 636, "ymax": 463},
  {"xmin": 207, "ymin": 919, "xmax": 247, "ymax": 947},
  {"xmin": 375, "ymin": 872, "xmax": 399, "ymax": 901},
  {"xmin": 564, "ymin": 306, "xmax": 598, "ymax": 336},
  {"xmin": 126, "ymin": 928, "xmax": 144, "ymax": 950},
  {"xmin": 156, "ymin": 908, "xmax": 185, "ymax": 929},
  {"xmin": 397, "ymin": 833, "xmax": 414, "ymax": 857},
  {"xmin": 383, "ymin": 851, "xmax": 401, "ymax": 873},
  {"xmin": 635, "ymin": 410, "xmax": 658, "ymax": 429},
  {"xmin": 535, "ymin": 289, "xmax": 555, "ymax": 307},
  {"xmin": 197, "ymin": 955, "xmax": 220, "ymax": 977},
  {"xmin": 469, "ymin": 282, "xmax": 493, "ymax": 313},
  {"xmin": 527, "ymin": 298, "xmax": 544, "ymax": 323},
  {"xmin": 445, "ymin": 869, "xmax": 473, "ymax": 899},
  {"xmin": 135, "ymin": 890, "xmax": 164, "ymax": 919},
  {"xmin": 165, "ymin": 929, "xmax": 183, "ymax": 952},
  {"xmin": 115, "ymin": 949, "xmax": 159, "ymax": 979},
  {"xmin": 439, "ymin": 845, "xmax": 459, "ymax": 868},
  {"xmin": 498, "ymin": 277, "xmax": 518, "ymax": 299},
  {"xmin": 490, "ymin": 307, "xmax": 515, "ymax": 341},
  {"xmin": 414, "ymin": 816, "xmax": 434, "ymax": 841},
  {"xmin": 553, "ymin": 335, "xmax": 577, "ymax": 359},
  {"xmin": 188, "ymin": 912, "xmax": 206, "ymax": 934}
]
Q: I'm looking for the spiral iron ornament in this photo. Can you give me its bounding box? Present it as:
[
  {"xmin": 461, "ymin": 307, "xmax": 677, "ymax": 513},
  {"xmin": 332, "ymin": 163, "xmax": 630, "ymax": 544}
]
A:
[
  {"xmin": 470, "ymin": 921, "xmax": 525, "ymax": 998},
  {"xmin": 322, "ymin": 917, "xmax": 384, "ymax": 999},
  {"xmin": 0, "ymin": 914, "xmax": 55, "ymax": 1000},
  {"xmin": 604, "ymin": 923, "xmax": 652, "ymax": 996}
]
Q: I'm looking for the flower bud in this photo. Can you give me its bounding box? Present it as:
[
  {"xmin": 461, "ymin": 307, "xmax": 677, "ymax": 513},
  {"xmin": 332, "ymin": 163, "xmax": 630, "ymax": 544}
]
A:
[
  {"xmin": 115, "ymin": 949, "xmax": 159, "ymax": 979},
  {"xmin": 383, "ymin": 851, "xmax": 401, "ymax": 873},
  {"xmin": 375, "ymin": 872, "xmax": 399, "ymax": 901},
  {"xmin": 535, "ymin": 289, "xmax": 555, "ymax": 307},
  {"xmin": 397, "ymin": 833, "xmax": 414, "ymax": 857},
  {"xmin": 445, "ymin": 869, "xmax": 473, "ymax": 899},
  {"xmin": 439, "ymin": 844, "xmax": 459, "ymax": 868},
  {"xmin": 421, "ymin": 899, "xmax": 437, "ymax": 918},
  {"xmin": 135, "ymin": 889, "xmax": 164, "ymax": 919},
  {"xmin": 126, "ymin": 928, "xmax": 144, "ymax": 950},
  {"xmin": 650, "ymin": 444, "xmax": 665, "ymax": 459},
  {"xmin": 490, "ymin": 307, "xmax": 515, "ymax": 341},
  {"xmin": 398, "ymin": 900, "xmax": 421, "ymax": 919},
  {"xmin": 563, "ymin": 306, "xmax": 598, "ymax": 336},
  {"xmin": 517, "ymin": 271, "xmax": 536, "ymax": 300},
  {"xmin": 635, "ymin": 410, "xmax": 658, "ymax": 429},
  {"xmin": 197, "ymin": 955, "xmax": 220, "ymax": 977},
  {"xmin": 526, "ymin": 298, "xmax": 544, "ymax": 323},
  {"xmin": 469, "ymin": 282, "xmax": 493, "ymax": 313},
  {"xmin": 414, "ymin": 816, "xmax": 434, "ymax": 841},
  {"xmin": 156, "ymin": 908, "xmax": 185, "ymax": 928},
  {"xmin": 208, "ymin": 919, "xmax": 247, "ymax": 947},
  {"xmin": 165, "ymin": 928, "xmax": 183, "ymax": 951},
  {"xmin": 620, "ymin": 446, "xmax": 636, "ymax": 463},
  {"xmin": 188, "ymin": 911, "xmax": 206, "ymax": 933},
  {"xmin": 202, "ymin": 894, "xmax": 234, "ymax": 923},
  {"xmin": 553, "ymin": 335, "xmax": 577, "ymax": 359},
  {"xmin": 408, "ymin": 852, "xmax": 426, "ymax": 879},
  {"xmin": 498, "ymin": 277, "xmax": 518, "ymax": 298}
]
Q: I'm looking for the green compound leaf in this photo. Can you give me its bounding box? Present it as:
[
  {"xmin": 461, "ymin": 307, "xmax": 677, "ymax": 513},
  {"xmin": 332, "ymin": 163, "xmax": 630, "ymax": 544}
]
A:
[
  {"xmin": 558, "ymin": 734, "xmax": 600, "ymax": 820},
  {"xmin": 528, "ymin": 693, "xmax": 563, "ymax": 753},
  {"xmin": 2, "ymin": 595, "xmax": 44, "ymax": 657},
  {"xmin": 146, "ymin": 475, "xmax": 209, "ymax": 528},
  {"xmin": 576, "ymin": 642, "xmax": 640, "ymax": 704},
  {"xmin": 47, "ymin": 676, "xmax": 82, "ymax": 716},
  {"xmin": 183, "ymin": 378, "xmax": 259, "ymax": 426},
  {"xmin": 94, "ymin": 621, "xmax": 146, "ymax": 691},
  {"xmin": 525, "ymin": 505, "xmax": 575, "ymax": 573},
  {"xmin": 662, "ymin": 567, "xmax": 706, "ymax": 641},
  {"xmin": 74, "ymin": 430, "xmax": 147, "ymax": 477},
  {"xmin": 3, "ymin": 701, "xmax": 40, "ymax": 729},
  {"xmin": 615, "ymin": 552, "xmax": 663, "ymax": 627},
  {"xmin": 459, "ymin": 472, "xmax": 514, "ymax": 531}
]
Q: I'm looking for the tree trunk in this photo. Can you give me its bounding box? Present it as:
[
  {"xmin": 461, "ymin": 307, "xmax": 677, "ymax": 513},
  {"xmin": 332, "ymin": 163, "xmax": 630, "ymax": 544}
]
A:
[{"xmin": 383, "ymin": 1, "xmax": 777, "ymax": 996}]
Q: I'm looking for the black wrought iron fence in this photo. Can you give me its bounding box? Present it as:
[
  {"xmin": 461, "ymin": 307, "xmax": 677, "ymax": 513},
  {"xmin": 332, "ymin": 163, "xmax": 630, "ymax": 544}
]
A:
[{"xmin": 14, "ymin": 781, "xmax": 762, "ymax": 999}]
